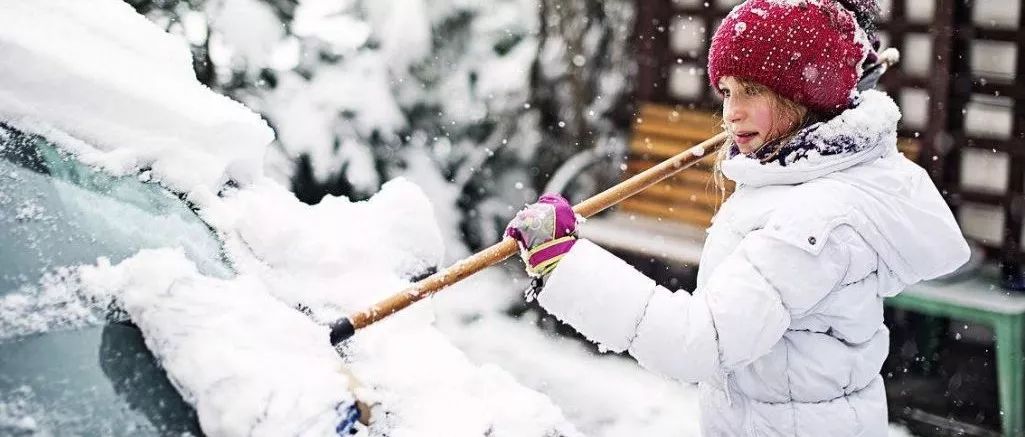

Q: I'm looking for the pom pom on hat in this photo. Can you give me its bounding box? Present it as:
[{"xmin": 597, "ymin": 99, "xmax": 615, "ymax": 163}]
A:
[{"xmin": 708, "ymin": 0, "xmax": 876, "ymax": 114}]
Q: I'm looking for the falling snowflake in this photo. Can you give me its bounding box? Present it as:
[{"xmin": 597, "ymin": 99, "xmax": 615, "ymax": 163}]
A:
[{"xmin": 734, "ymin": 22, "xmax": 747, "ymax": 36}]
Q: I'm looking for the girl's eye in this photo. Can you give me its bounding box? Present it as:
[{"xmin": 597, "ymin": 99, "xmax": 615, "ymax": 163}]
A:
[
  {"xmin": 745, "ymin": 86, "xmax": 761, "ymax": 96},
  {"xmin": 720, "ymin": 88, "xmax": 731, "ymax": 97}
]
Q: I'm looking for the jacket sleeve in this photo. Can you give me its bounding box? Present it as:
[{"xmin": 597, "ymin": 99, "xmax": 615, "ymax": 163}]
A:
[
  {"xmin": 537, "ymin": 239, "xmax": 659, "ymax": 353},
  {"xmin": 539, "ymin": 228, "xmax": 852, "ymax": 383}
]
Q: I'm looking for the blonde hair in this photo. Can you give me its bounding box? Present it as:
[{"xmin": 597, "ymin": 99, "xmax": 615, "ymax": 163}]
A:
[{"xmin": 711, "ymin": 78, "xmax": 816, "ymax": 196}]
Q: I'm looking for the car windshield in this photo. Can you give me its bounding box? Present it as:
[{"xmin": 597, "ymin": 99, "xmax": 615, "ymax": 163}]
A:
[{"xmin": 0, "ymin": 122, "xmax": 233, "ymax": 435}]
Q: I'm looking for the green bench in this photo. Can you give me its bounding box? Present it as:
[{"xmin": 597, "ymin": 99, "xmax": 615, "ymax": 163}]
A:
[{"xmin": 887, "ymin": 266, "xmax": 1025, "ymax": 437}]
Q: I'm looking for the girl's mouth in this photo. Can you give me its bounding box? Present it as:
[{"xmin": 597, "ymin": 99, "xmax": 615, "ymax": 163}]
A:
[{"xmin": 734, "ymin": 131, "xmax": 758, "ymax": 145}]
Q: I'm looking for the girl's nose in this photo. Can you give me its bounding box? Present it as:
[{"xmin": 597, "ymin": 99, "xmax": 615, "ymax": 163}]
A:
[{"xmin": 725, "ymin": 105, "xmax": 744, "ymax": 124}]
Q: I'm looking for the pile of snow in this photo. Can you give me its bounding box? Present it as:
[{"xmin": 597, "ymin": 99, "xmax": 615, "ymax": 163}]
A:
[
  {"xmin": 72, "ymin": 177, "xmax": 577, "ymax": 436},
  {"xmin": 0, "ymin": 1, "xmax": 578, "ymax": 436},
  {"xmin": 78, "ymin": 249, "xmax": 360, "ymax": 436}
]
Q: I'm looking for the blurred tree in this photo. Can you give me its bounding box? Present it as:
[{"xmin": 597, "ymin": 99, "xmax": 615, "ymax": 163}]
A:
[
  {"xmin": 125, "ymin": 0, "xmax": 634, "ymax": 250},
  {"xmin": 531, "ymin": 0, "xmax": 635, "ymax": 191}
]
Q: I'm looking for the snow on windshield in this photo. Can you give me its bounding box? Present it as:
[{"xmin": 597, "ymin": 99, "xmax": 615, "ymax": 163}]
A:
[
  {"xmin": 79, "ymin": 248, "xmax": 361, "ymax": 436},
  {"xmin": 0, "ymin": 1, "xmax": 579, "ymax": 435}
]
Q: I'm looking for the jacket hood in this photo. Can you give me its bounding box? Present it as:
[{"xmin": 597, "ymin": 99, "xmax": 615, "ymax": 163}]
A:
[
  {"xmin": 722, "ymin": 90, "xmax": 900, "ymax": 187},
  {"xmin": 821, "ymin": 155, "xmax": 971, "ymax": 291},
  {"xmin": 719, "ymin": 90, "xmax": 969, "ymax": 291}
]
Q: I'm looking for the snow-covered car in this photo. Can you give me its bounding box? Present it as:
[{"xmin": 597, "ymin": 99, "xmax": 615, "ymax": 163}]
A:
[{"xmin": 0, "ymin": 122, "xmax": 216, "ymax": 434}]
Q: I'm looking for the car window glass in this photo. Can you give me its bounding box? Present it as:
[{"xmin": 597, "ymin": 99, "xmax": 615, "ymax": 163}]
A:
[
  {"xmin": 0, "ymin": 122, "xmax": 233, "ymax": 298},
  {"xmin": 0, "ymin": 324, "xmax": 201, "ymax": 436},
  {"xmin": 0, "ymin": 123, "xmax": 230, "ymax": 435}
]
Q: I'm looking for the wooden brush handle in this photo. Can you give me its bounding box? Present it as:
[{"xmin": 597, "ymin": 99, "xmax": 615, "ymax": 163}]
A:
[{"xmin": 329, "ymin": 131, "xmax": 727, "ymax": 345}]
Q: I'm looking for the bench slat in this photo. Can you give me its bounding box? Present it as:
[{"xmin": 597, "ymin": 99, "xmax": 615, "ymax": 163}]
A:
[
  {"xmin": 630, "ymin": 135, "xmax": 718, "ymax": 165},
  {"xmin": 619, "ymin": 197, "xmax": 716, "ymax": 225},
  {"xmin": 628, "ymin": 185, "xmax": 724, "ymax": 212},
  {"xmin": 625, "ymin": 106, "xmax": 725, "ymax": 229}
]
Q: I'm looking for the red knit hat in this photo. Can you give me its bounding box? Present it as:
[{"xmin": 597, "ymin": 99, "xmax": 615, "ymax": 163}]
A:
[{"xmin": 708, "ymin": 0, "xmax": 874, "ymax": 114}]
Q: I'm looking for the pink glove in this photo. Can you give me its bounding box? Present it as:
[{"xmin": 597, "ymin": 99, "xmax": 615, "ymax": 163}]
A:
[{"xmin": 505, "ymin": 193, "xmax": 579, "ymax": 277}]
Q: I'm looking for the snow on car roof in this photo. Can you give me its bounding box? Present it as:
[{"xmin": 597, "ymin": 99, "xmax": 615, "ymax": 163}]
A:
[{"xmin": 0, "ymin": 0, "xmax": 273, "ymax": 195}]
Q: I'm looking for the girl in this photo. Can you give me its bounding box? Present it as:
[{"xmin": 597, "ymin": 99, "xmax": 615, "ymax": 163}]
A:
[{"xmin": 505, "ymin": 0, "xmax": 970, "ymax": 435}]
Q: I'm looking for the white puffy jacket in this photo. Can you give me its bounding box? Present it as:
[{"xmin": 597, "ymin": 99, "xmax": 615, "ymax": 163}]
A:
[{"xmin": 538, "ymin": 90, "xmax": 970, "ymax": 436}]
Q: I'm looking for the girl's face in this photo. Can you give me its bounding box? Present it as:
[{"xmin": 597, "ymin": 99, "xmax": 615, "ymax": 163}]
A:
[{"xmin": 718, "ymin": 76, "xmax": 806, "ymax": 155}]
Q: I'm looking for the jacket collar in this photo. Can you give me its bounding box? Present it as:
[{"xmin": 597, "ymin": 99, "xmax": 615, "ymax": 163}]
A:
[{"xmin": 721, "ymin": 90, "xmax": 901, "ymax": 187}]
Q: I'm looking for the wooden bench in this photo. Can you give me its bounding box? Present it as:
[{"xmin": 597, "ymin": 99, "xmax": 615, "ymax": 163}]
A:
[
  {"xmin": 618, "ymin": 104, "xmax": 731, "ymax": 228},
  {"xmin": 577, "ymin": 104, "xmax": 724, "ymax": 268}
]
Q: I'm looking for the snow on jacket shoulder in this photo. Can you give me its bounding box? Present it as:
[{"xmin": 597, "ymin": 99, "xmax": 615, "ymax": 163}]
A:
[{"xmin": 537, "ymin": 90, "xmax": 970, "ymax": 436}]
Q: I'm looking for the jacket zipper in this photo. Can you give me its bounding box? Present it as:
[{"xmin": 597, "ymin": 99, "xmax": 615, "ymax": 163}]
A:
[{"xmin": 723, "ymin": 372, "xmax": 758, "ymax": 435}]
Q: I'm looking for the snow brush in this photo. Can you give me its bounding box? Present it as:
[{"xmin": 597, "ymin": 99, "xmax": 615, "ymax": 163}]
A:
[{"xmin": 328, "ymin": 131, "xmax": 727, "ymax": 345}]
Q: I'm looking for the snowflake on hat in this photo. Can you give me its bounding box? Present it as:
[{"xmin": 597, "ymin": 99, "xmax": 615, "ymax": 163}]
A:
[{"xmin": 708, "ymin": 0, "xmax": 879, "ymax": 115}]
